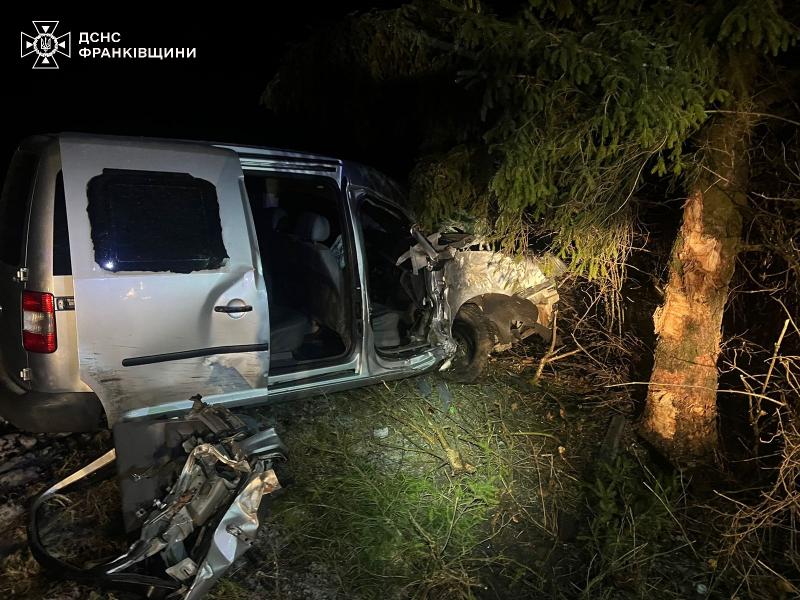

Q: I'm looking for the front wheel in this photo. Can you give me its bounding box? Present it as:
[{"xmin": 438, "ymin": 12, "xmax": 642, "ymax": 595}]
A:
[{"xmin": 445, "ymin": 304, "xmax": 493, "ymax": 383}]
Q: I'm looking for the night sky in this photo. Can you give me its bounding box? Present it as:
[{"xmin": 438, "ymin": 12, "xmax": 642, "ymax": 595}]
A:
[{"xmin": 2, "ymin": 5, "xmax": 402, "ymax": 178}]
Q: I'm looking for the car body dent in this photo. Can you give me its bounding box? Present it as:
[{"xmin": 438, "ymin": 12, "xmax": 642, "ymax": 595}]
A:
[{"xmin": 58, "ymin": 134, "xmax": 272, "ymax": 426}]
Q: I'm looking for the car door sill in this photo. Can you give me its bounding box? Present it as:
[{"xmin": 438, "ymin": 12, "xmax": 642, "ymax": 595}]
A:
[
  {"xmin": 268, "ymin": 368, "xmax": 357, "ymax": 391},
  {"xmin": 267, "ymin": 354, "xmax": 360, "ymax": 386}
]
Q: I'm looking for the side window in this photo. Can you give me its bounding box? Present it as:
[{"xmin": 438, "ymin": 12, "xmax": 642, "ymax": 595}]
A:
[
  {"xmin": 359, "ymin": 198, "xmax": 420, "ymax": 307},
  {"xmin": 53, "ymin": 171, "xmax": 72, "ymax": 276},
  {"xmin": 360, "ymin": 198, "xmax": 414, "ymax": 259},
  {"xmin": 0, "ymin": 150, "xmax": 38, "ymax": 266},
  {"xmin": 86, "ymin": 169, "xmax": 228, "ymax": 273}
]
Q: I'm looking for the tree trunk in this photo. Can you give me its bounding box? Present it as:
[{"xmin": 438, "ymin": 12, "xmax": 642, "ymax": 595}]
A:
[{"xmin": 640, "ymin": 111, "xmax": 753, "ymax": 465}]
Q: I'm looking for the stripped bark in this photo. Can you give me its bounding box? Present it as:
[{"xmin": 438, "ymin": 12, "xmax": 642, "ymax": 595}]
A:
[{"xmin": 640, "ymin": 109, "xmax": 754, "ymax": 464}]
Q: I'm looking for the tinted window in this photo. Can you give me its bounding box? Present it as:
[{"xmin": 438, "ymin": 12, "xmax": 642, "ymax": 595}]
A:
[
  {"xmin": 53, "ymin": 171, "xmax": 71, "ymax": 276},
  {"xmin": 0, "ymin": 150, "xmax": 38, "ymax": 265},
  {"xmin": 86, "ymin": 169, "xmax": 228, "ymax": 273}
]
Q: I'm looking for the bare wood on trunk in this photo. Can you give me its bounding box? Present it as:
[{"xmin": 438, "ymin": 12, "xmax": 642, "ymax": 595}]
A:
[{"xmin": 640, "ymin": 109, "xmax": 753, "ymax": 464}]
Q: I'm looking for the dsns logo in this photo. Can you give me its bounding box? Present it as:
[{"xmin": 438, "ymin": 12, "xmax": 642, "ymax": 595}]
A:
[{"xmin": 20, "ymin": 21, "xmax": 71, "ymax": 69}]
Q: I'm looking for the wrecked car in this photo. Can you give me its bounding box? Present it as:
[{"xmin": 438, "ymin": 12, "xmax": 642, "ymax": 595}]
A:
[{"xmin": 0, "ymin": 133, "xmax": 562, "ymax": 433}]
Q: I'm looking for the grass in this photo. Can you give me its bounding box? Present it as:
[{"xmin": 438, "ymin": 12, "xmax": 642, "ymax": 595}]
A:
[
  {"xmin": 578, "ymin": 454, "xmax": 690, "ymax": 598},
  {"xmin": 270, "ymin": 390, "xmax": 504, "ymax": 598},
  {"xmin": 214, "ymin": 359, "xmax": 728, "ymax": 600},
  {"xmin": 225, "ymin": 368, "xmax": 593, "ymax": 599}
]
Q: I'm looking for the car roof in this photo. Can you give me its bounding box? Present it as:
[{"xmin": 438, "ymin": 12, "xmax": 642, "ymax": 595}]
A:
[{"xmin": 30, "ymin": 132, "xmax": 412, "ymax": 215}]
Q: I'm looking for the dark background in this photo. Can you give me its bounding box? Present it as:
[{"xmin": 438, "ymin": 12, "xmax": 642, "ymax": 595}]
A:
[{"xmin": 2, "ymin": 5, "xmax": 403, "ymax": 179}]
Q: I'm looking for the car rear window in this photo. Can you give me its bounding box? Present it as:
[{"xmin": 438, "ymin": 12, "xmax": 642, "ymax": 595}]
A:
[
  {"xmin": 86, "ymin": 169, "xmax": 229, "ymax": 273},
  {"xmin": 0, "ymin": 150, "xmax": 38, "ymax": 266}
]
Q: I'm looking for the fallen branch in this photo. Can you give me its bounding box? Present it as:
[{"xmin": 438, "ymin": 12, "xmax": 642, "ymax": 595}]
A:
[{"xmin": 531, "ymin": 309, "xmax": 582, "ymax": 384}]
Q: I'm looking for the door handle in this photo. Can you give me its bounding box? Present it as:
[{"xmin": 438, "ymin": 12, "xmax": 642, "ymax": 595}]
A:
[{"xmin": 214, "ymin": 305, "xmax": 253, "ymax": 314}]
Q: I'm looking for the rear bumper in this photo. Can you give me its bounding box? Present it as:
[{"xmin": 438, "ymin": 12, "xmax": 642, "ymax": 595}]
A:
[{"xmin": 0, "ymin": 385, "xmax": 104, "ymax": 433}]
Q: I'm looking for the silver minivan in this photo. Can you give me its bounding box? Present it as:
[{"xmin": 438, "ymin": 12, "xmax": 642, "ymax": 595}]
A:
[{"xmin": 0, "ymin": 133, "xmax": 561, "ymax": 432}]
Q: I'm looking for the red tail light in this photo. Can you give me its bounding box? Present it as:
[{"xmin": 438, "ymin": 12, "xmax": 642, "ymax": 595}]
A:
[{"xmin": 22, "ymin": 291, "xmax": 57, "ymax": 353}]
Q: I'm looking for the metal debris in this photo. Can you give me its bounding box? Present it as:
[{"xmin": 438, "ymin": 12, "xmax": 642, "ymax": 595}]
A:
[{"xmin": 28, "ymin": 399, "xmax": 286, "ymax": 598}]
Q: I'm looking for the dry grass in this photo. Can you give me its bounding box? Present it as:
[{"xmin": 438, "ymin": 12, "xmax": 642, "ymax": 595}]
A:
[
  {"xmin": 715, "ymin": 312, "xmax": 800, "ymax": 598},
  {"xmin": 722, "ymin": 416, "xmax": 800, "ymax": 598}
]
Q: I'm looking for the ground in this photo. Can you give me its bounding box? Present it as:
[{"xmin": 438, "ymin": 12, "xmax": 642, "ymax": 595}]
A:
[{"xmin": 0, "ymin": 349, "xmax": 730, "ymax": 599}]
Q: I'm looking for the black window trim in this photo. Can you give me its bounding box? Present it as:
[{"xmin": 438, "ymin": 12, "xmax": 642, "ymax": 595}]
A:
[
  {"xmin": 53, "ymin": 170, "xmax": 72, "ymax": 276},
  {"xmin": 0, "ymin": 150, "xmax": 39, "ymax": 267},
  {"xmin": 86, "ymin": 168, "xmax": 229, "ymax": 274}
]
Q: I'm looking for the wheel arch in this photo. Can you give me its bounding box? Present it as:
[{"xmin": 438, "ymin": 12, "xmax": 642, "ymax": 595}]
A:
[
  {"xmin": 455, "ymin": 293, "xmax": 551, "ymax": 350},
  {"xmin": 444, "ymin": 250, "xmax": 562, "ymax": 347}
]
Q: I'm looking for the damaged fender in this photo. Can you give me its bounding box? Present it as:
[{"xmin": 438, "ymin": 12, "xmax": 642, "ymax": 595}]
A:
[
  {"xmin": 399, "ymin": 232, "xmax": 564, "ymax": 352},
  {"xmin": 444, "ymin": 250, "xmax": 564, "ymax": 343}
]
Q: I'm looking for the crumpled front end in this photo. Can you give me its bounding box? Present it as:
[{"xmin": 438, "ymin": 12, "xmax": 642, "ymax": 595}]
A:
[
  {"xmin": 399, "ymin": 230, "xmax": 565, "ymax": 353},
  {"xmin": 28, "ymin": 400, "xmax": 286, "ymax": 598}
]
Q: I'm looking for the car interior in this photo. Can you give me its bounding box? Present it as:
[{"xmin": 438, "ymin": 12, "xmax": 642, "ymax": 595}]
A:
[
  {"xmin": 358, "ymin": 198, "xmax": 432, "ymax": 353},
  {"xmin": 244, "ymin": 173, "xmax": 352, "ymax": 372}
]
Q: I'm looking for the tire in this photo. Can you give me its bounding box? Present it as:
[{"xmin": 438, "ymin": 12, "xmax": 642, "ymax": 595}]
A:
[{"xmin": 446, "ymin": 304, "xmax": 493, "ymax": 383}]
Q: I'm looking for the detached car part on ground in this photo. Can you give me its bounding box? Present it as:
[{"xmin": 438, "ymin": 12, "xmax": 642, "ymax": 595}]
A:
[{"xmin": 28, "ymin": 400, "xmax": 286, "ymax": 599}]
